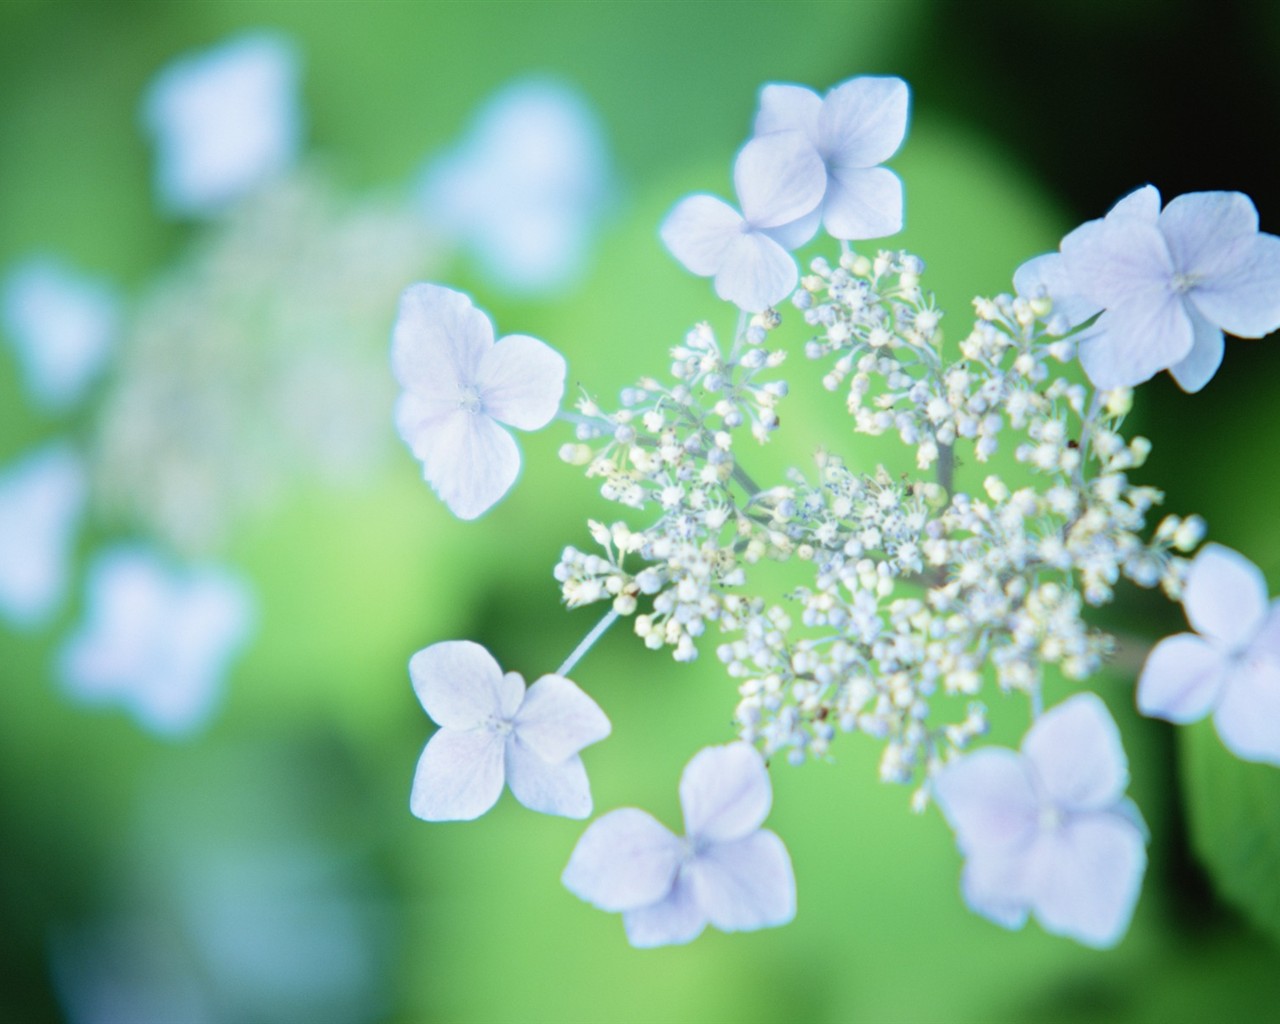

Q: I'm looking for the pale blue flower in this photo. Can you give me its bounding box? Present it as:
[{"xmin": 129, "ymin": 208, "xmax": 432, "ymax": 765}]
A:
[
  {"xmin": 58, "ymin": 548, "xmax": 254, "ymax": 737},
  {"xmin": 409, "ymin": 640, "xmax": 610, "ymax": 821},
  {"xmin": 2, "ymin": 258, "xmax": 119, "ymax": 410},
  {"xmin": 660, "ymin": 132, "xmax": 825, "ymax": 312},
  {"xmin": 142, "ymin": 32, "xmax": 302, "ymax": 216},
  {"xmin": 1138, "ymin": 544, "xmax": 1280, "ymax": 765},
  {"xmin": 933, "ymin": 693, "xmax": 1147, "ymax": 948},
  {"xmin": 392, "ymin": 283, "xmax": 566, "ymax": 520},
  {"xmin": 1052, "ymin": 186, "xmax": 1280, "ymax": 391},
  {"xmin": 752, "ymin": 75, "xmax": 909, "ymax": 241},
  {"xmin": 0, "ymin": 444, "xmax": 86, "ymax": 627},
  {"xmin": 562, "ymin": 742, "xmax": 796, "ymax": 947},
  {"xmin": 417, "ymin": 77, "xmax": 611, "ymax": 295}
]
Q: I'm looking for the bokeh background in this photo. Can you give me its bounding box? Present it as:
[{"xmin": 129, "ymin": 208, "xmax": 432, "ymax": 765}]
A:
[{"xmin": 3, "ymin": 1, "xmax": 1280, "ymax": 1021}]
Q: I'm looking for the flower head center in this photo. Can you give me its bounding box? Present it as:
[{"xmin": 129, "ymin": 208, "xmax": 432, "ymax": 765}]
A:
[
  {"xmin": 458, "ymin": 383, "xmax": 485, "ymax": 414},
  {"xmin": 1037, "ymin": 801, "xmax": 1064, "ymax": 834},
  {"xmin": 1171, "ymin": 272, "xmax": 1199, "ymax": 296},
  {"xmin": 486, "ymin": 713, "xmax": 514, "ymax": 736}
]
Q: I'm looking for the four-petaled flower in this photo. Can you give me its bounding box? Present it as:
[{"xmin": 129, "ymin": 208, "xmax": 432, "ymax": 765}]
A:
[
  {"xmin": 392, "ymin": 283, "xmax": 566, "ymax": 519},
  {"xmin": 1138, "ymin": 543, "xmax": 1280, "ymax": 765},
  {"xmin": 562, "ymin": 742, "xmax": 796, "ymax": 947},
  {"xmin": 410, "ymin": 640, "xmax": 610, "ymax": 821},
  {"xmin": 932, "ymin": 693, "xmax": 1147, "ymax": 948}
]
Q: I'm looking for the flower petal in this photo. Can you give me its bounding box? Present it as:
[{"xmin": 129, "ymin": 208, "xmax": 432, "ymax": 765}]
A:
[
  {"xmin": 679, "ymin": 742, "xmax": 772, "ymax": 844},
  {"xmin": 754, "ymin": 83, "xmax": 821, "ymax": 143},
  {"xmin": 932, "ymin": 748, "xmax": 1038, "ymax": 856},
  {"xmin": 410, "ymin": 728, "xmax": 506, "ymax": 821},
  {"xmin": 1136, "ymin": 633, "xmax": 1227, "ymax": 724},
  {"xmin": 410, "ymin": 640, "xmax": 507, "ymax": 730},
  {"xmin": 733, "ymin": 131, "xmax": 825, "ymax": 229},
  {"xmin": 1213, "ymin": 655, "xmax": 1280, "ymax": 766},
  {"xmin": 1026, "ymin": 813, "xmax": 1146, "ymax": 949},
  {"xmin": 505, "ymin": 740, "xmax": 593, "ymax": 818},
  {"xmin": 1110, "ymin": 184, "xmax": 1162, "ymax": 223},
  {"xmin": 687, "ymin": 829, "xmax": 795, "ymax": 932},
  {"xmin": 714, "ymin": 231, "xmax": 797, "ymax": 312},
  {"xmin": 960, "ymin": 848, "xmax": 1031, "ymax": 931},
  {"xmin": 514, "ymin": 673, "xmax": 611, "ymax": 762},
  {"xmin": 761, "ymin": 206, "xmax": 822, "ymax": 252},
  {"xmin": 622, "ymin": 873, "xmax": 708, "ymax": 948},
  {"xmin": 391, "ymin": 283, "xmax": 490, "ymax": 396},
  {"xmin": 1078, "ymin": 292, "xmax": 1193, "ymax": 389},
  {"xmin": 1189, "ymin": 232, "xmax": 1280, "ymax": 339},
  {"xmin": 821, "ymin": 165, "xmax": 903, "ymax": 240},
  {"xmin": 1168, "ymin": 305, "xmax": 1225, "ymax": 393},
  {"xmin": 1023, "ymin": 694, "xmax": 1129, "ymax": 812},
  {"xmin": 659, "ymin": 194, "xmax": 744, "ymax": 277},
  {"xmin": 421, "ymin": 408, "xmax": 521, "ymax": 520},
  {"xmin": 818, "ymin": 75, "xmax": 909, "ymax": 169},
  {"xmin": 1158, "ymin": 191, "xmax": 1258, "ymax": 278},
  {"xmin": 477, "ymin": 333, "xmax": 566, "ymax": 431},
  {"xmin": 1183, "ymin": 543, "xmax": 1269, "ymax": 648},
  {"xmin": 562, "ymin": 808, "xmax": 683, "ymax": 912},
  {"xmin": 1061, "ymin": 214, "xmax": 1173, "ymax": 309},
  {"xmin": 1012, "ymin": 252, "xmax": 1100, "ymax": 332}
]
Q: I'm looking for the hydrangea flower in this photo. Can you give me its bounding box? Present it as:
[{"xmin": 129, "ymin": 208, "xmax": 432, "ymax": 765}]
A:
[
  {"xmin": 561, "ymin": 742, "xmax": 796, "ymax": 947},
  {"xmin": 142, "ymin": 32, "xmax": 302, "ymax": 216},
  {"xmin": 410, "ymin": 640, "xmax": 610, "ymax": 821},
  {"xmin": 0, "ymin": 444, "xmax": 86, "ymax": 627},
  {"xmin": 417, "ymin": 77, "xmax": 612, "ymax": 294},
  {"xmin": 58, "ymin": 547, "xmax": 254, "ymax": 737},
  {"xmin": 1138, "ymin": 543, "xmax": 1280, "ymax": 765},
  {"xmin": 932, "ymin": 694, "xmax": 1147, "ymax": 948},
  {"xmin": 660, "ymin": 132, "xmax": 825, "ymax": 312},
  {"xmin": 751, "ymin": 75, "xmax": 909, "ymax": 242},
  {"xmin": 1, "ymin": 257, "xmax": 119, "ymax": 410},
  {"xmin": 1051, "ymin": 186, "xmax": 1280, "ymax": 392},
  {"xmin": 392, "ymin": 283, "xmax": 566, "ymax": 519}
]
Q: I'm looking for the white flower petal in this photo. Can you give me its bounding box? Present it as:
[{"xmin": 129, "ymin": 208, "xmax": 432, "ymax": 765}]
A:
[
  {"xmin": 821, "ymin": 165, "xmax": 903, "ymax": 240},
  {"xmin": 1189, "ymin": 232, "xmax": 1280, "ymax": 339},
  {"xmin": 410, "ymin": 728, "xmax": 506, "ymax": 821},
  {"xmin": 1023, "ymin": 694, "xmax": 1129, "ymax": 812},
  {"xmin": 391, "ymin": 283, "xmax": 490, "ymax": 395},
  {"xmin": 477, "ymin": 333, "xmax": 566, "ymax": 431},
  {"xmin": 562, "ymin": 808, "xmax": 683, "ymax": 912},
  {"xmin": 1026, "ymin": 813, "xmax": 1146, "ymax": 949},
  {"xmin": 754, "ymin": 83, "xmax": 821, "ymax": 144},
  {"xmin": 1110, "ymin": 184, "xmax": 1162, "ymax": 223},
  {"xmin": 679, "ymin": 742, "xmax": 772, "ymax": 844},
  {"xmin": 817, "ymin": 75, "xmax": 909, "ymax": 169},
  {"xmin": 1012, "ymin": 252, "xmax": 1100, "ymax": 331},
  {"xmin": 410, "ymin": 640, "xmax": 507, "ymax": 730},
  {"xmin": 622, "ymin": 874, "xmax": 707, "ymax": 948},
  {"xmin": 1168, "ymin": 305, "xmax": 1225, "ymax": 393},
  {"xmin": 1253, "ymin": 602, "xmax": 1280, "ymax": 660},
  {"xmin": 1136, "ymin": 633, "xmax": 1227, "ymax": 724},
  {"xmin": 1159, "ymin": 191, "xmax": 1259, "ymax": 278},
  {"xmin": 659, "ymin": 194, "xmax": 744, "ymax": 277},
  {"xmin": 394, "ymin": 391, "xmax": 460, "ymax": 462},
  {"xmin": 714, "ymin": 231, "xmax": 797, "ymax": 313},
  {"xmin": 960, "ymin": 848, "xmax": 1031, "ymax": 931},
  {"xmin": 1183, "ymin": 543, "xmax": 1269, "ymax": 648},
  {"xmin": 761, "ymin": 206, "xmax": 822, "ymax": 252},
  {"xmin": 421, "ymin": 408, "xmax": 521, "ymax": 521},
  {"xmin": 932, "ymin": 748, "xmax": 1038, "ymax": 856},
  {"xmin": 1078, "ymin": 292, "xmax": 1193, "ymax": 389},
  {"xmin": 1061, "ymin": 214, "xmax": 1173, "ymax": 309},
  {"xmin": 513, "ymin": 673, "xmax": 610, "ymax": 763},
  {"xmin": 1213, "ymin": 656, "xmax": 1280, "ymax": 766},
  {"xmin": 505, "ymin": 740, "xmax": 593, "ymax": 818},
  {"xmin": 733, "ymin": 132, "xmax": 825, "ymax": 230},
  {"xmin": 687, "ymin": 829, "xmax": 795, "ymax": 932}
]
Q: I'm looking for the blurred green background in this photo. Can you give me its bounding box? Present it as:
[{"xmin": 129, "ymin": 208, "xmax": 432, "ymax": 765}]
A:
[{"xmin": 3, "ymin": 1, "xmax": 1280, "ymax": 1021}]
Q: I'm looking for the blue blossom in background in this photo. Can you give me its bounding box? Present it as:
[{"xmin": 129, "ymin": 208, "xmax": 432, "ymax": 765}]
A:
[
  {"xmin": 933, "ymin": 694, "xmax": 1147, "ymax": 948},
  {"xmin": 1138, "ymin": 544, "xmax": 1280, "ymax": 765},
  {"xmin": 142, "ymin": 32, "xmax": 302, "ymax": 217},
  {"xmin": 562, "ymin": 742, "xmax": 795, "ymax": 947},
  {"xmin": 409, "ymin": 640, "xmax": 611, "ymax": 821},
  {"xmin": 58, "ymin": 547, "xmax": 254, "ymax": 736}
]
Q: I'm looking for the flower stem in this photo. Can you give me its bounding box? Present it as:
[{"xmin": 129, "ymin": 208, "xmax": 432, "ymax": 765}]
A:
[{"xmin": 557, "ymin": 608, "xmax": 621, "ymax": 677}]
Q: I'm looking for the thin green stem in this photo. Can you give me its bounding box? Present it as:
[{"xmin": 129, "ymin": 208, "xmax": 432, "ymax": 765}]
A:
[{"xmin": 557, "ymin": 608, "xmax": 621, "ymax": 677}]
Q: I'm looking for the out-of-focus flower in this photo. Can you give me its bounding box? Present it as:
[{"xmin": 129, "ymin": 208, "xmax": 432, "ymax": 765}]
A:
[
  {"xmin": 1, "ymin": 258, "xmax": 119, "ymax": 411},
  {"xmin": 932, "ymin": 693, "xmax": 1147, "ymax": 948},
  {"xmin": 58, "ymin": 547, "xmax": 254, "ymax": 737},
  {"xmin": 142, "ymin": 31, "xmax": 302, "ymax": 216},
  {"xmin": 417, "ymin": 77, "xmax": 612, "ymax": 295},
  {"xmin": 0, "ymin": 444, "xmax": 86, "ymax": 628},
  {"xmin": 562, "ymin": 742, "xmax": 795, "ymax": 947},
  {"xmin": 1138, "ymin": 543, "xmax": 1280, "ymax": 765},
  {"xmin": 392, "ymin": 283, "xmax": 565, "ymax": 520}
]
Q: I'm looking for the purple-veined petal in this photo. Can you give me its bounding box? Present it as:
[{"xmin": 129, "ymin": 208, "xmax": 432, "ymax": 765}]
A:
[
  {"xmin": 714, "ymin": 231, "xmax": 797, "ymax": 312},
  {"xmin": 421, "ymin": 408, "xmax": 521, "ymax": 520},
  {"xmin": 959, "ymin": 848, "xmax": 1031, "ymax": 931},
  {"xmin": 1136, "ymin": 633, "xmax": 1226, "ymax": 724},
  {"xmin": 410, "ymin": 728, "xmax": 506, "ymax": 822},
  {"xmin": 562, "ymin": 808, "xmax": 683, "ymax": 912},
  {"xmin": 1077, "ymin": 293, "xmax": 1193, "ymax": 389},
  {"xmin": 391, "ymin": 283, "xmax": 490, "ymax": 395},
  {"xmin": 410, "ymin": 640, "xmax": 506, "ymax": 730},
  {"xmin": 1012, "ymin": 253, "xmax": 1101, "ymax": 332},
  {"xmin": 687, "ymin": 830, "xmax": 795, "ymax": 932},
  {"xmin": 1159, "ymin": 191, "xmax": 1259, "ymax": 278},
  {"xmin": 679, "ymin": 742, "xmax": 772, "ymax": 844},
  {"xmin": 1023, "ymin": 693, "xmax": 1129, "ymax": 811},
  {"xmin": 754, "ymin": 83, "xmax": 821, "ymax": 144},
  {"xmin": 1061, "ymin": 214, "xmax": 1173, "ymax": 309},
  {"xmin": 1026, "ymin": 813, "xmax": 1146, "ymax": 949},
  {"xmin": 1183, "ymin": 543, "xmax": 1269, "ymax": 648},
  {"xmin": 733, "ymin": 132, "xmax": 825, "ymax": 230},
  {"xmin": 1189, "ymin": 232, "xmax": 1280, "ymax": 339},
  {"xmin": 505, "ymin": 740, "xmax": 593, "ymax": 818},
  {"xmin": 1213, "ymin": 655, "xmax": 1280, "ymax": 766},
  {"xmin": 932, "ymin": 748, "xmax": 1038, "ymax": 855},
  {"xmin": 1168, "ymin": 305, "xmax": 1225, "ymax": 392},
  {"xmin": 1109, "ymin": 185, "xmax": 1162, "ymax": 223},
  {"xmin": 514, "ymin": 673, "xmax": 611, "ymax": 762},
  {"xmin": 622, "ymin": 874, "xmax": 707, "ymax": 948},
  {"xmin": 477, "ymin": 333, "xmax": 566, "ymax": 430},
  {"xmin": 817, "ymin": 75, "xmax": 909, "ymax": 169},
  {"xmin": 821, "ymin": 165, "xmax": 903, "ymax": 240},
  {"xmin": 660, "ymin": 194, "xmax": 744, "ymax": 276},
  {"xmin": 762, "ymin": 206, "xmax": 822, "ymax": 252}
]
